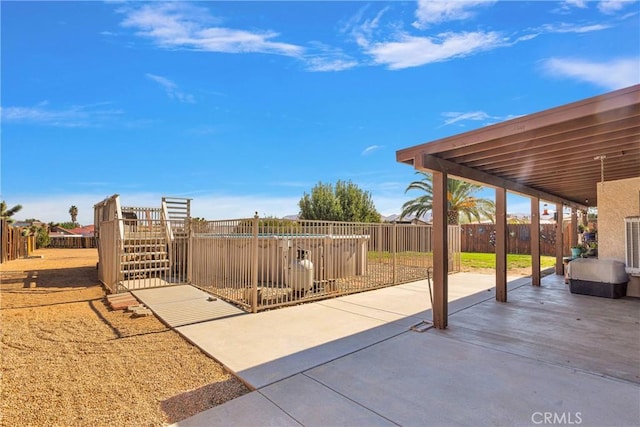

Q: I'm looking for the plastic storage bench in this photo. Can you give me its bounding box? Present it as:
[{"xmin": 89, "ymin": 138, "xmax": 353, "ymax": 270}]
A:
[{"xmin": 567, "ymin": 258, "xmax": 628, "ymax": 299}]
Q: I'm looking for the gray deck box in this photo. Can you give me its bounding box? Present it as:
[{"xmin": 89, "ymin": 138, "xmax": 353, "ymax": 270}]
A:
[{"xmin": 567, "ymin": 258, "xmax": 629, "ymax": 298}]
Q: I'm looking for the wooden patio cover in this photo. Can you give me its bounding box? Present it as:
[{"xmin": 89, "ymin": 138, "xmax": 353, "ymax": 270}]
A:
[{"xmin": 396, "ymin": 84, "xmax": 640, "ymax": 329}]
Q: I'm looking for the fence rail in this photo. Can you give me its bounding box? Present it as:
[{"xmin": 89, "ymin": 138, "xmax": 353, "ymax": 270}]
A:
[
  {"xmin": 189, "ymin": 217, "xmax": 460, "ymax": 312},
  {"xmin": 1, "ymin": 219, "xmax": 35, "ymax": 263}
]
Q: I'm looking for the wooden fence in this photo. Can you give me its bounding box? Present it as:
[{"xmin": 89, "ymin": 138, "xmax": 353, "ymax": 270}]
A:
[
  {"xmin": 48, "ymin": 236, "xmax": 97, "ymax": 249},
  {"xmin": 460, "ymin": 223, "xmax": 572, "ymax": 256},
  {"xmin": 0, "ymin": 219, "xmax": 35, "ymax": 263}
]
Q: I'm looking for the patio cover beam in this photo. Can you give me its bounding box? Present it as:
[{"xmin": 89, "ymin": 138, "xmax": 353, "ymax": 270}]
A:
[
  {"xmin": 397, "ymin": 87, "xmax": 637, "ymax": 158},
  {"xmin": 414, "ymin": 154, "xmax": 587, "ymax": 211}
]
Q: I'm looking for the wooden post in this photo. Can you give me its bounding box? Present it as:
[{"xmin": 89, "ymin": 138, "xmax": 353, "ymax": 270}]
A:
[
  {"xmin": 531, "ymin": 198, "xmax": 541, "ymax": 286},
  {"xmin": 495, "ymin": 187, "xmax": 507, "ymax": 302},
  {"xmin": 432, "ymin": 171, "xmax": 449, "ymax": 329},
  {"xmin": 570, "ymin": 209, "xmax": 578, "ymax": 248},
  {"xmin": 555, "ymin": 203, "xmax": 564, "ymax": 274},
  {"xmin": 251, "ymin": 212, "xmax": 259, "ymax": 313}
]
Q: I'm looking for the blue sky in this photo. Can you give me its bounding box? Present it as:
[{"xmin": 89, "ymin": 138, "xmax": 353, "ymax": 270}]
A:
[{"xmin": 2, "ymin": 0, "xmax": 639, "ymax": 225}]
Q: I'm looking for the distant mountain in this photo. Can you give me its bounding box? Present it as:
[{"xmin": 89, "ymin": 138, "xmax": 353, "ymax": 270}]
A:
[{"xmin": 382, "ymin": 213, "xmax": 432, "ymax": 223}]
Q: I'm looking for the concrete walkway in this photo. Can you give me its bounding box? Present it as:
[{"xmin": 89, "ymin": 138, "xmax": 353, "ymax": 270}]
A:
[
  {"xmin": 132, "ymin": 285, "xmax": 245, "ymax": 327},
  {"xmin": 133, "ymin": 274, "xmax": 640, "ymax": 426}
]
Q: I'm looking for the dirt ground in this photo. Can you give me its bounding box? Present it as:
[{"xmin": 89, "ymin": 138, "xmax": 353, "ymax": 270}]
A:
[{"xmin": 0, "ymin": 248, "xmax": 249, "ymax": 427}]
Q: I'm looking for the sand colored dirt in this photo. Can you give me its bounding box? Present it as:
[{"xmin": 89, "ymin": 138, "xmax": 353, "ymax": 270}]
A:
[{"xmin": 0, "ymin": 248, "xmax": 248, "ymax": 427}]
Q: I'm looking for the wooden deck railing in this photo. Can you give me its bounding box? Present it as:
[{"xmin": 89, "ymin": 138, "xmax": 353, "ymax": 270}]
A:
[{"xmin": 94, "ymin": 195, "xmax": 192, "ymax": 293}]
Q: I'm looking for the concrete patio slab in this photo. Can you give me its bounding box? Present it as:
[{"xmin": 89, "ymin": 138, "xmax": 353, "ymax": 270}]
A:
[
  {"xmin": 449, "ymin": 280, "xmax": 640, "ymax": 384},
  {"xmin": 260, "ymin": 374, "xmax": 396, "ymax": 427},
  {"xmin": 316, "ymin": 284, "xmax": 429, "ymax": 322},
  {"xmin": 173, "ymin": 273, "xmax": 512, "ymax": 389},
  {"xmin": 306, "ymin": 331, "xmax": 640, "ymax": 427},
  {"xmin": 315, "ymin": 298, "xmax": 421, "ymax": 325},
  {"xmin": 173, "ymin": 390, "xmax": 299, "ymax": 427},
  {"xmin": 447, "ymin": 275, "xmax": 533, "ymax": 314},
  {"xmin": 176, "ymin": 301, "xmax": 410, "ymax": 389},
  {"xmin": 170, "ymin": 272, "xmax": 639, "ymax": 427}
]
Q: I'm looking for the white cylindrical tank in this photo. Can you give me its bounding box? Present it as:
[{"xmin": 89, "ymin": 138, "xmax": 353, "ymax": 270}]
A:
[{"xmin": 288, "ymin": 249, "xmax": 314, "ymax": 294}]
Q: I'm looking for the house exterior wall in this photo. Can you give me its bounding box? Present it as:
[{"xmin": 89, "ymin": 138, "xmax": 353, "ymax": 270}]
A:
[{"xmin": 597, "ymin": 177, "xmax": 640, "ymax": 297}]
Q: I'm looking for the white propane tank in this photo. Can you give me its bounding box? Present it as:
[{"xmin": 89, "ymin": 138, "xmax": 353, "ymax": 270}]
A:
[{"xmin": 289, "ymin": 249, "xmax": 314, "ymax": 294}]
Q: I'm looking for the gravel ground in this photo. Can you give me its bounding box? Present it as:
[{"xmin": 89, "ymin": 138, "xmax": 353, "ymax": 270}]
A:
[{"xmin": 0, "ymin": 248, "xmax": 249, "ymax": 427}]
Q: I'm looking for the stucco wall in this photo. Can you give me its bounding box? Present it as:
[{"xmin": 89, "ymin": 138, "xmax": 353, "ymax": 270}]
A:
[{"xmin": 597, "ymin": 177, "xmax": 640, "ymax": 297}]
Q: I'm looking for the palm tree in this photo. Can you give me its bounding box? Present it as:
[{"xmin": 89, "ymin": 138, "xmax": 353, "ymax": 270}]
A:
[
  {"xmin": 400, "ymin": 172, "xmax": 495, "ymax": 225},
  {"xmin": 0, "ymin": 201, "xmax": 23, "ymax": 224},
  {"xmin": 69, "ymin": 205, "xmax": 79, "ymax": 224}
]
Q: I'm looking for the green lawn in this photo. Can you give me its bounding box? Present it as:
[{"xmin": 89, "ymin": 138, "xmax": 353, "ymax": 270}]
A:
[
  {"xmin": 461, "ymin": 252, "xmax": 556, "ymax": 270},
  {"xmin": 369, "ymin": 251, "xmax": 556, "ymax": 270}
]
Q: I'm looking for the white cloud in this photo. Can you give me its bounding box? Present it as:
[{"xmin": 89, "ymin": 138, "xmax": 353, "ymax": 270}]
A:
[
  {"xmin": 441, "ymin": 111, "xmax": 494, "ymax": 126},
  {"xmin": 511, "ymin": 18, "xmax": 611, "ymax": 44},
  {"xmin": 562, "ymin": 0, "xmax": 589, "ymax": 9},
  {"xmin": 598, "ymin": 0, "xmax": 628, "ymax": 14},
  {"xmin": 362, "ymin": 145, "xmax": 383, "ymax": 156},
  {"xmin": 367, "ymin": 31, "xmax": 505, "ymax": 70},
  {"xmin": 559, "ymin": 0, "xmax": 634, "ymax": 14},
  {"xmin": 349, "ymin": 6, "xmax": 390, "ymax": 49},
  {"xmin": 0, "ymin": 103, "xmax": 123, "ymax": 127},
  {"xmin": 349, "ymin": 1, "xmax": 624, "ymax": 73},
  {"xmin": 305, "ymin": 56, "xmax": 358, "ymax": 72},
  {"xmin": 413, "ymin": 0, "xmax": 496, "ymax": 29},
  {"xmin": 542, "ymin": 57, "xmax": 640, "ymax": 90},
  {"xmin": 120, "ymin": 3, "xmax": 303, "ymax": 57},
  {"xmin": 540, "ymin": 22, "xmax": 611, "ymax": 33},
  {"xmin": 121, "ymin": 3, "xmax": 360, "ymax": 72},
  {"xmin": 512, "ymin": 21, "xmax": 610, "ymax": 44},
  {"xmin": 146, "ymin": 73, "xmax": 195, "ymax": 103},
  {"xmin": 303, "ymin": 42, "xmax": 360, "ymax": 72}
]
